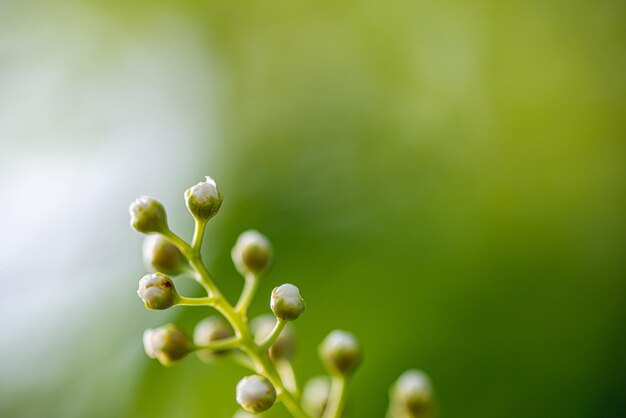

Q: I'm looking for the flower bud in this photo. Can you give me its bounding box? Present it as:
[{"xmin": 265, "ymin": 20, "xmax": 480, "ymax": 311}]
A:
[
  {"xmin": 184, "ymin": 176, "xmax": 223, "ymax": 221},
  {"xmin": 251, "ymin": 314, "xmax": 295, "ymax": 360},
  {"xmin": 129, "ymin": 196, "xmax": 168, "ymax": 234},
  {"xmin": 231, "ymin": 230, "xmax": 273, "ymax": 276},
  {"xmin": 319, "ymin": 330, "xmax": 361, "ymax": 375},
  {"xmin": 194, "ymin": 316, "xmax": 235, "ymax": 362},
  {"xmin": 143, "ymin": 324, "xmax": 192, "ymax": 366},
  {"xmin": 390, "ymin": 370, "xmax": 433, "ymax": 417},
  {"xmin": 302, "ymin": 376, "xmax": 331, "ymax": 418},
  {"xmin": 236, "ymin": 375, "xmax": 277, "ymax": 413},
  {"xmin": 142, "ymin": 235, "xmax": 187, "ymax": 275},
  {"xmin": 270, "ymin": 284, "xmax": 305, "ymax": 321},
  {"xmin": 137, "ymin": 272, "xmax": 179, "ymax": 310}
]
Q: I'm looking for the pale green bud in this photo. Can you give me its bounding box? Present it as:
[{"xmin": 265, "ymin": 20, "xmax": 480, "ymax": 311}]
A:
[
  {"xmin": 302, "ymin": 376, "xmax": 331, "ymax": 418},
  {"xmin": 142, "ymin": 324, "xmax": 192, "ymax": 366},
  {"xmin": 142, "ymin": 235, "xmax": 187, "ymax": 275},
  {"xmin": 271, "ymin": 284, "xmax": 305, "ymax": 321},
  {"xmin": 194, "ymin": 316, "xmax": 235, "ymax": 362},
  {"xmin": 184, "ymin": 176, "xmax": 223, "ymax": 221},
  {"xmin": 231, "ymin": 230, "xmax": 273, "ymax": 276},
  {"xmin": 137, "ymin": 272, "xmax": 179, "ymax": 310},
  {"xmin": 129, "ymin": 196, "xmax": 168, "ymax": 234},
  {"xmin": 319, "ymin": 330, "xmax": 361, "ymax": 375},
  {"xmin": 251, "ymin": 314, "xmax": 295, "ymax": 360},
  {"xmin": 236, "ymin": 375, "xmax": 276, "ymax": 413},
  {"xmin": 390, "ymin": 370, "xmax": 433, "ymax": 417}
]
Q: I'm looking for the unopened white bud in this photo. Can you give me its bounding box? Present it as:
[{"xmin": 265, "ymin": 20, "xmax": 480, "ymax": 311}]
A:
[
  {"xmin": 271, "ymin": 284, "xmax": 305, "ymax": 321},
  {"xmin": 236, "ymin": 375, "xmax": 276, "ymax": 413},
  {"xmin": 251, "ymin": 314, "xmax": 295, "ymax": 360},
  {"xmin": 142, "ymin": 324, "xmax": 192, "ymax": 366},
  {"xmin": 194, "ymin": 316, "xmax": 234, "ymax": 362},
  {"xmin": 137, "ymin": 272, "xmax": 178, "ymax": 310},
  {"xmin": 390, "ymin": 370, "xmax": 433, "ymax": 417},
  {"xmin": 319, "ymin": 330, "xmax": 361, "ymax": 375},
  {"xmin": 184, "ymin": 176, "xmax": 223, "ymax": 221},
  {"xmin": 231, "ymin": 230, "xmax": 273, "ymax": 276},
  {"xmin": 302, "ymin": 376, "xmax": 331, "ymax": 418},
  {"xmin": 129, "ymin": 196, "xmax": 169, "ymax": 234},
  {"xmin": 142, "ymin": 235, "xmax": 187, "ymax": 275}
]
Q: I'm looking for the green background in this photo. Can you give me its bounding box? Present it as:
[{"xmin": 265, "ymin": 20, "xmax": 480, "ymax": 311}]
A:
[{"xmin": 1, "ymin": 0, "xmax": 624, "ymax": 417}]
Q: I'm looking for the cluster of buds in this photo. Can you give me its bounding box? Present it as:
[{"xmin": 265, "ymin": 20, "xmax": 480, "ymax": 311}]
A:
[{"xmin": 129, "ymin": 176, "xmax": 435, "ymax": 417}]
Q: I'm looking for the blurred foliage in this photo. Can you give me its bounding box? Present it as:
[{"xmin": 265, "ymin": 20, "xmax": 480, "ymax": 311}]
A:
[{"xmin": 1, "ymin": 0, "xmax": 625, "ymax": 417}]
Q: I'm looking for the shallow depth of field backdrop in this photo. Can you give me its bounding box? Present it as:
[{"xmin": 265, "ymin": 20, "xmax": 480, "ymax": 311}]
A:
[{"xmin": 1, "ymin": 1, "xmax": 625, "ymax": 417}]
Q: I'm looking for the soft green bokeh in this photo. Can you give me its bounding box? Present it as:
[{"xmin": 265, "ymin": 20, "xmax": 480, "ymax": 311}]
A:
[{"xmin": 1, "ymin": 0, "xmax": 624, "ymax": 417}]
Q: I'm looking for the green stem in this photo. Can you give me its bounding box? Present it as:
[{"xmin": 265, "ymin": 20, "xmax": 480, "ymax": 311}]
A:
[
  {"xmin": 244, "ymin": 344, "xmax": 310, "ymax": 418},
  {"xmin": 277, "ymin": 359, "xmax": 301, "ymax": 400},
  {"xmin": 202, "ymin": 295, "xmax": 309, "ymax": 418},
  {"xmin": 235, "ymin": 273, "xmax": 260, "ymax": 314},
  {"xmin": 322, "ymin": 376, "xmax": 348, "ymax": 418},
  {"xmin": 161, "ymin": 229, "xmax": 221, "ymax": 297},
  {"xmin": 259, "ymin": 319, "xmax": 286, "ymax": 351},
  {"xmin": 177, "ymin": 296, "xmax": 216, "ymax": 306},
  {"xmin": 193, "ymin": 336, "xmax": 241, "ymax": 352},
  {"xmin": 191, "ymin": 219, "xmax": 207, "ymax": 254},
  {"xmin": 228, "ymin": 351, "xmax": 259, "ymax": 373},
  {"xmin": 219, "ymin": 307, "xmax": 309, "ymax": 417},
  {"xmin": 163, "ymin": 225, "xmax": 309, "ymax": 418}
]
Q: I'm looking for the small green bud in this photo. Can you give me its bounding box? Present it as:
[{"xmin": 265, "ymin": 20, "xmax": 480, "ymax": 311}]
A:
[
  {"xmin": 143, "ymin": 324, "xmax": 192, "ymax": 366},
  {"xmin": 302, "ymin": 376, "xmax": 331, "ymax": 418},
  {"xmin": 236, "ymin": 375, "xmax": 277, "ymax": 414},
  {"xmin": 319, "ymin": 330, "xmax": 361, "ymax": 375},
  {"xmin": 184, "ymin": 176, "xmax": 223, "ymax": 221},
  {"xmin": 390, "ymin": 370, "xmax": 433, "ymax": 417},
  {"xmin": 142, "ymin": 235, "xmax": 187, "ymax": 275},
  {"xmin": 193, "ymin": 316, "xmax": 235, "ymax": 362},
  {"xmin": 231, "ymin": 230, "xmax": 273, "ymax": 276},
  {"xmin": 137, "ymin": 272, "xmax": 179, "ymax": 310},
  {"xmin": 129, "ymin": 196, "xmax": 168, "ymax": 234},
  {"xmin": 270, "ymin": 283, "xmax": 305, "ymax": 321},
  {"xmin": 251, "ymin": 314, "xmax": 295, "ymax": 360}
]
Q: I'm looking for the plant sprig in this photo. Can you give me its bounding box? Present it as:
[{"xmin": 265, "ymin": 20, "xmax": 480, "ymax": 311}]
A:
[{"xmin": 130, "ymin": 176, "xmax": 435, "ymax": 417}]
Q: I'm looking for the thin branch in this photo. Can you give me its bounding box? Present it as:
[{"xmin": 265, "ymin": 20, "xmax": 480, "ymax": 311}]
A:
[
  {"xmin": 193, "ymin": 336, "xmax": 241, "ymax": 352},
  {"xmin": 176, "ymin": 296, "xmax": 216, "ymax": 306},
  {"xmin": 259, "ymin": 319, "xmax": 286, "ymax": 351},
  {"xmin": 322, "ymin": 376, "xmax": 348, "ymax": 418},
  {"xmin": 191, "ymin": 218, "xmax": 207, "ymax": 254},
  {"xmin": 235, "ymin": 273, "xmax": 260, "ymax": 314}
]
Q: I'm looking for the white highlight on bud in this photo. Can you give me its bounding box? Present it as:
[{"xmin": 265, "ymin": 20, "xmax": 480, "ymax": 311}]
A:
[
  {"xmin": 191, "ymin": 176, "xmax": 219, "ymax": 204},
  {"xmin": 193, "ymin": 316, "xmax": 234, "ymax": 363},
  {"xmin": 302, "ymin": 376, "xmax": 331, "ymax": 418},
  {"xmin": 129, "ymin": 196, "xmax": 168, "ymax": 234},
  {"xmin": 142, "ymin": 324, "xmax": 192, "ymax": 366},
  {"xmin": 231, "ymin": 230, "xmax": 273, "ymax": 275},
  {"xmin": 142, "ymin": 235, "xmax": 187, "ymax": 275},
  {"xmin": 319, "ymin": 330, "xmax": 361, "ymax": 375},
  {"xmin": 143, "ymin": 329, "xmax": 158, "ymax": 359},
  {"xmin": 193, "ymin": 316, "xmax": 234, "ymax": 346},
  {"xmin": 137, "ymin": 272, "xmax": 178, "ymax": 310},
  {"xmin": 390, "ymin": 369, "xmax": 433, "ymax": 416},
  {"xmin": 184, "ymin": 176, "xmax": 223, "ymax": 221},
  {"xmin": 236, "ymin": 375, "xmax": 277, "ymax": 413},
  {"xmin": 271, "ymin": 283, "xmax": 305, "ymax": 321}
]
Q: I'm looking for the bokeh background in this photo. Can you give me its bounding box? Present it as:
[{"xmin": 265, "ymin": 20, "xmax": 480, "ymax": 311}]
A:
[{"xmin": 1, "ymin": 0, "xmax": 625, "ymax": 417}]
